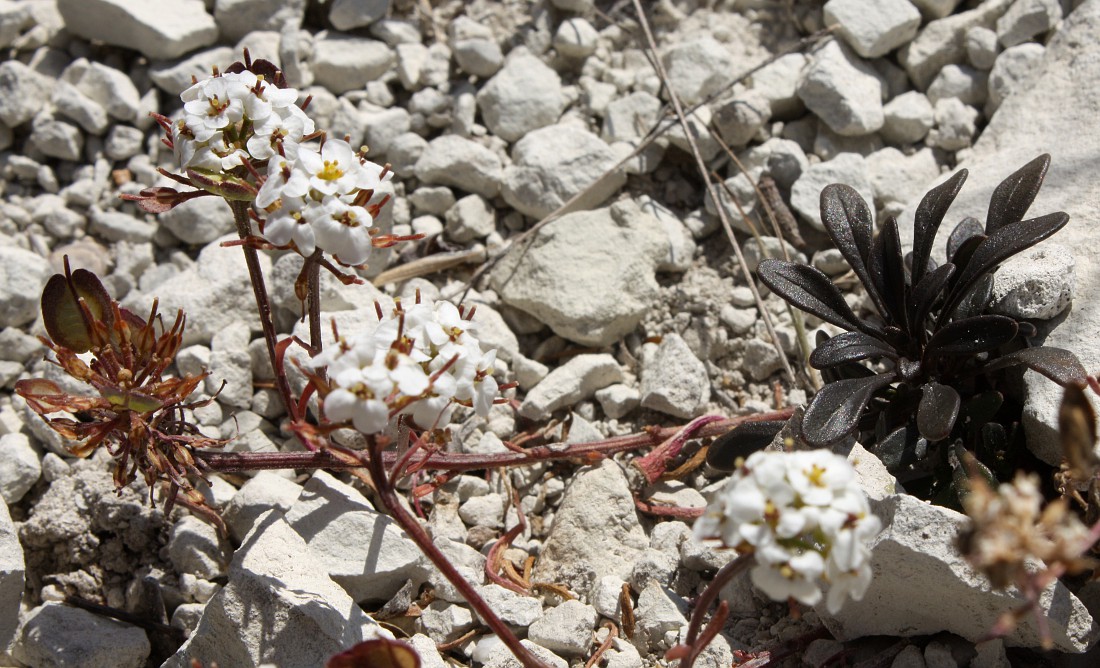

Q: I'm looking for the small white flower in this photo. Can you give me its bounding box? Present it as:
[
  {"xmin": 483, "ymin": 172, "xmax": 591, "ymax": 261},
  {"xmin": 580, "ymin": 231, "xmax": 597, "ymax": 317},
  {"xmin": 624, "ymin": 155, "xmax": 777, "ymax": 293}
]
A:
[
  {"xmin": 824, "ymin": 555, "xmax": 874, "ymax": 614},
  {"xmin": 305, "ymin": 196, "xmax": 375, "ymax": 266},
  {"xmin": 787, "ymin": 449, "xmax": 856, "ymax": 507},
  {"xmin": 692, "ymin": 448, "xmax": 880, "ymax": 613},
  {"xmin": 247, "ymin": 104, "xmax": 314, "ymax": 161},
  {"xmin": 298, "ymin": 139, "xmax": 365, "ymax": 196},
  {"xmin": 313, "ymin": 296, "xmax": 503, "ymax": 435},
  {"xmin": 260, "ymin": 195, "xmax": 314, "ymax": 254},
  {"xmin": 751, "ymin": 551, "xmax": 825, "ymax": 607},
  {"xmin": 182, "ymin": 75, "xmax": 246, "ymax": 136},
  {"xmin": 255, "ymin": 156, "xmax": 310, "ymax": 209}
]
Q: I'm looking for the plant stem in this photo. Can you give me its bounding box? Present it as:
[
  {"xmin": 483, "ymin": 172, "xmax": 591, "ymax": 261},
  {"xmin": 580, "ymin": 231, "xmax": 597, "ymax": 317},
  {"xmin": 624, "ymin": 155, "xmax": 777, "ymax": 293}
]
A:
[
  {"xmin": 228, "ymin": 200, "xmax": 302, "ymax": 426},
  {"xmin": 305, "ymin": 249, "xmax": 323, "ymax": 356},
  {"xmin": 195, "ymin": 409, "xmax": 796, "ymax": 474},
  {"xmin": 680, "ymin": 553, "xmax": 755, "ymax": 668},
  {"xmin": 362, "ymin": 437, "xmax": 551, "ymax": 668}
]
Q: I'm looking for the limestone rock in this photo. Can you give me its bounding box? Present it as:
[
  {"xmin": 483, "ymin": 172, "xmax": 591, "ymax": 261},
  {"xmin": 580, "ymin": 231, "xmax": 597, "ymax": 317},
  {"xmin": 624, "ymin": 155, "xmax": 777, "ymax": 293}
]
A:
[
  {"xmin": 519, "ymin": 354, "xmax": 624, "ymax": 421},
  {"xmin": 0, "ymin": 497, "xmax": 23, "ymax": 650},
  {"xmin": 640, "ymin": 334, "xmax": 711, "ymax": 419},
  {"xmin": 798, "ymin": 40, "xmax": 884, "ymax": 136},
  {"xmin": 819, "ymin": 494, "xmax": 1098, "ymax": 651},
  {"xmin": 824, "ymin": 0, "xmax": 921, "ymax": 58},
  {"xmin": 491, "ymin": 201, "xmax": 666, "ymax": 347},
  {"xmin": 13, "ymin": 603, "xmax": 149, "ymax": 668},
  {"xmin": 790, "ymin": 153, "xmax": 874, "ymax": 231},
  {"xmin": 57, "ymin": 0, "xmax": 217, "ymax": 60},
  {"xmin": 476, "ymin": 49, "xmax": 565, "ymax": 142},
  {"xmin": 163, "ymin": 511, "xmax": 393, "ymax": 667},
  {"xmin": 660, "ymin": 36, "xmax": 736, "ymax": 106},
  {"xmin": 532, "ymin": 460, "xmax": 649, "ymax": 593},
  {"xmin": 501, "ymin": 124, "xmax": 625, "ymax": 219},
  {"xmin": 900, "ymin": 0, "xmax": 1011, "ymax": 90},
  {"xmin": 284, "ymin": 471, "xmax": 429, "ymax": 602},
  {"xmin": 0, "ymin": 246, "xmax": 49, "ymax": 328},
  {"xmin": 415, "ymin": 135, "xmax": 502, "ymax": 198}
]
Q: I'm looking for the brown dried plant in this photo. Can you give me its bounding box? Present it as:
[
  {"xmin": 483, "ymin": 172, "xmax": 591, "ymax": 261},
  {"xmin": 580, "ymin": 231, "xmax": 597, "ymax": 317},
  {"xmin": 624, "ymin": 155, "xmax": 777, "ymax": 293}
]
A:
[{"xmin": 15, "ymin": 259, "xmax": 224, "ymax": 529}]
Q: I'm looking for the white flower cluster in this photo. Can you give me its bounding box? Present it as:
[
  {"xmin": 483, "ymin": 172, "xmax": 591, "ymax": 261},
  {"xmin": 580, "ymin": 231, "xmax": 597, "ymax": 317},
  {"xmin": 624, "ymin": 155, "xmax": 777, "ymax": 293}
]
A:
[
  {"xmin": 312, "ymin": 296, "xmax": 500, "ymax": 434},
  {"xmin": 174, "ymin": 70, "xmax": 311, "ymax": 173},
  {"xmin": 171, "ymin": 71, "xmax": 391, "ymax": 266},
  {"xmin": 694, "ymin": 449, "xmax": 881, "ymax": 613}
]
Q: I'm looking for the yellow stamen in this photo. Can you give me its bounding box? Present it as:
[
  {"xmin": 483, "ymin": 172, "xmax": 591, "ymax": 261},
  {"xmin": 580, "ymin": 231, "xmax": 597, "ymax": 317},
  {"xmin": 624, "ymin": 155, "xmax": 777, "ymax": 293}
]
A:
[
  {"xmin": 806, "ymin": 464, "xmax": 827, "ymax": 487},
  {"xmin": 318, "ymin": 159, "xmax": 344, "ymax": 181}
]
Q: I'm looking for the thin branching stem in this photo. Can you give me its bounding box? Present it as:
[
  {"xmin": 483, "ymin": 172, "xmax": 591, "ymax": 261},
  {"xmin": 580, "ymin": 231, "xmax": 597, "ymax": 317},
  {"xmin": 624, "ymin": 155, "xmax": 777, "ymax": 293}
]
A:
[
  {"xmin": 362, "ymin": 436, "xmax": 552, "ymax": 668},
  {"xmin": 195, "ymin": 409, "xmax": 796, "ymax": 474},
  {"xmin": 678, "ymin": 553, "xmax": 754, "ymax": 668},
  {"xmin": 229, "ymin": 200, "xmax": 302, "ymax": 427},
  {"xmin": 305, "ymin": 248, "xmax": 324, "ymax": 356}
]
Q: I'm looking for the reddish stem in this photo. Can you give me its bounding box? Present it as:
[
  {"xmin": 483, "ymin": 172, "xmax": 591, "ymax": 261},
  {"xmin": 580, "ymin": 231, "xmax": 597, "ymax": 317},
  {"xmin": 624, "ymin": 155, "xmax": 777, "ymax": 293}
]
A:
[
  {"xmin": 362, "ymin": 437, "xmax": 551, "ymax": 668},
  {"xmin": 676, "ymin": 553, "xmax": 754, "ymax": 668},
  {"xmin": 632, "ymin": 415, "xmax": 727, "ymax": 484},
  {"xmin": 195, "ymin": 410, "xmax": 795, "ymax": 475},
  {"xmin": 229, "ymin": 200, "xmax": 305, "ymax": 431}
]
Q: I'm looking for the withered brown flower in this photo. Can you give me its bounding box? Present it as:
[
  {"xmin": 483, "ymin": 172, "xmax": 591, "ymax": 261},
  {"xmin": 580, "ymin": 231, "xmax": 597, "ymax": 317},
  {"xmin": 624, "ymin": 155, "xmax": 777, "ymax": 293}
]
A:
[{"xmin": 15, "ymin": 260, "xmax": 223, "ymax": 525}]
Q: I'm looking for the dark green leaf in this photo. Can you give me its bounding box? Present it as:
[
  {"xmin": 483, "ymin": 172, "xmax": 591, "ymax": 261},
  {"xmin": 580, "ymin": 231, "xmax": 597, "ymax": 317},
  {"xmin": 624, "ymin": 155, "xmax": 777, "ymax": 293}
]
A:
[
  {"xmin": 950, "ymin": 274, "xmax": 995, "ymax": 322},
  {"xmin": 982, "ymin": 346, "xmax": 1089, "ymax": 387},
  {"xmin": 809, "ymin": 331, "xmax": 896, "ymax": 369},
  {"xmin": 925, "ymin": 315, "xmax": 1018, "ymax": 357},
  {"xmin": 986, "ymin": 154, "xmax": 1050, "ymax": 234},
  {"xmin": 820, "ymin": 184, "xmax": 887, "ymax": 316},
  {"xmin": 960, "ymin": 390, "xmax": 1004, "ymax": 433},
  {"xmin": 912, "ymin": 169, "xmax": 968, "ymax": 287},
  {"xmin": 946, "ymin": 212, "xmax": 1069, "ymax": 317},
  {"xmin": 757, "ymin": 259, "xmax": 867, "ymax": 333},
  {"xmin": 908, "ymin": 263, "xmax": 955, "ymax": 337},
  {"xmin": 947, "ymin": 217, "xmax": 984, "ymax": 262},
  {"xmin": 947, "ymin": 233, "xmax": 985, "ymax": 283},
  {"xmin": 706, "ymin": 420, "xmax": 788, "ymax": 472},
  {"xmin": 41, "ymin": 268, "xmax": 114, "ymax": 353},
  {"xmin": 917, "ymin": 382, "xmax": 961, "ymax": 441},
  {"xmin": 869, "ymin": 216, "xmax": 907, "ymax": 330},
  {"xmin": 802, "ymin": 372, "xmax": 896, "ymax": 447},
  {"xmin": 876, "ymin": 423, "xmax": 921, "ymax": 472}
]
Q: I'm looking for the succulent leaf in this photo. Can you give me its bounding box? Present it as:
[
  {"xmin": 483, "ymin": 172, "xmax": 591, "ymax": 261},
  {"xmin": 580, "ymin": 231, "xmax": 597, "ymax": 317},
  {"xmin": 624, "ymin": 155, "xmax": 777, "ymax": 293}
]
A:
[
  {"xmin": 982, "ymin": 346, "xmax": 1089, "ymax": 386},
  {"xmin": 810, "ymin": 331, "xmax": 897, "ymax": 369},
  {"xmin": 911, "ymin": 169, "xmax": 968, "ymax": 287},
  {"xmin": 820, "ymin": 184, "xmax": 886, "ymax": 315},
  {"xmin": 917, "ymin": 382, "xmax": 961, "ymax": 441},
  {"xmin": 757, "ymin": 259, "xmax": 866, "ymax": 333},
  {"xmin": 908, "ymin": 263, "xmax": 955, "ymax": 338},
  {"xmin": 946, "ymin": 212, "xmax": 1069, "ymax": 318},
  {"xmin": 706, "ymin": 420, "xmax": 787, "ymax": 472},
  {"xmin": 924, "ymin": 315, "xmax": 1018, "ymax": 357},
  {"xmin": 869, "ymin": 216, "xmax": 908, "ymax": 331},
  {"xmin": 802, "ymin": 372, "xmax": 896, "ymax": 447},
  {"xmin": 986, "ymin": 153, "xmax": 1050, "ymax": 234},
  {"xmin": 947, "ymin": 217, "xmax": 984, "ymax": 262}
]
